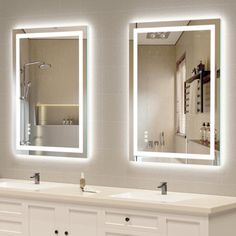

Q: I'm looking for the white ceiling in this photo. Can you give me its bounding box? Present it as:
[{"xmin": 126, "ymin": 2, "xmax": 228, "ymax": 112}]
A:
[
  {"xmin": 129, "ymin": 21, "xmax": 189, "ymax": 45},
  {"xmin": 22, "ymin": 26, "xmax": 87, "ymax": 39}
]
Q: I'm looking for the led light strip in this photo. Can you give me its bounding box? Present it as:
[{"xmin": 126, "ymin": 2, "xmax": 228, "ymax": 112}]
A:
[
  {"xmin": 133, "ymin": 24, "xmax": 216, "ymax": 160},
  {"xmin": 16, "ymin": 31, "xmax": 84, "ymax": 153}
]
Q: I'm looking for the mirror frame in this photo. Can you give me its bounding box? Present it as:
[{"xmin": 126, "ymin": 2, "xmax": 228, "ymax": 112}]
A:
[
  {"xmin": 15, "ymin": 30, "xmax": 85, "ymax": 154},
  {"xmin": 132, "ymin": 24, "xmax": 216, "ymax": 161}
]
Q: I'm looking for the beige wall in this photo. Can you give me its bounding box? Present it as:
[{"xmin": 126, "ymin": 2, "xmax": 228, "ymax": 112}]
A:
[
  {"xmin": 137, "ymin": 45, "xmax": 176, "ymax": 152},
  {"xmin": 19, "ymin": 38, "xmax": 82, "ymax": 149},
  {"xmin": 175, "ymin": 19, "xmax": 220, "ymax": 146},
  {"xmin": 1, "ymin": 0, "xmax": 236, "ymax": 197},
  {"xmin": 29, "ymin": 39, "xmax": 79, "ymax": 105}
]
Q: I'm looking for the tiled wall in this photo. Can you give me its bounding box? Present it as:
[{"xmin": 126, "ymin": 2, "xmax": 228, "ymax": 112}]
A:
[{"xmin": 0, "ymin": 0, "xmax": 235, "ymax": 196}]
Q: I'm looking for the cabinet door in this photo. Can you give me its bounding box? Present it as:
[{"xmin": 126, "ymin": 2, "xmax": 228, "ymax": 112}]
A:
[
  {"xmin": 166, "ymin": 219, "xmax": 202, "ymax": 236},
  {"xmin": 66, "ymin": 207, "xmax": 99, "ymax": 236},
  {"xmin": 105, "ymin": 233, "xmax": 158, "ymax": 236},
  {"xmin": 28, "ymin": 204, "xmax": 58, "ymax": 236},
  {"xmin": 106, "ymin": 234, "xmax": 133, "ymax": 236}
]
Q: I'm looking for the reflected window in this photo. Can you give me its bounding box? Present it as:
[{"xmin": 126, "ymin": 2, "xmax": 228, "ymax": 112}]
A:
[{"xmin": 176, "ymin": 56, "xmax": 186, "ymax": 135}]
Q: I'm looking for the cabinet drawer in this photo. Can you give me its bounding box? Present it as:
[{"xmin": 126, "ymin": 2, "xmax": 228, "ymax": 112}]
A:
[
  {"xmin": 0, "ymin": 220, "xmax": 23, "ymax": 234},
  {"xmin": 105, "ymin": 211, "xmax": 159, "ymax": 231},
  {"xmin": 0, "ymin": 200, "xmax": 23, "ymax": 217},
  {"xmin": 105, "ymin": 230, "xmax": 160, "ymax": 236}
]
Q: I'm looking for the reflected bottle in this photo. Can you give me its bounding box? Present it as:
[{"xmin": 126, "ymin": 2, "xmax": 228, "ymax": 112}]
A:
[
  {"xmin": 206, "ymin": 123, "xmax": 210, "ymax": 144},
  {"xmin": 200, "ymin": 122, "xmax": 206, "ymax": 143},
  {"xmin": 62, "ymin": 119, "xmax": 66, "ymax": 125}
]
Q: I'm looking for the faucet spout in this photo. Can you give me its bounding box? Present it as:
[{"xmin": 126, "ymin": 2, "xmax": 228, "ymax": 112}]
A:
[
  {"xmin": 30, "ymin": 173, "xmax": 40, "ymax": 185},
  {"xmin": 158, "ymin": 182, "xmax": 167, "ymax": 195}
]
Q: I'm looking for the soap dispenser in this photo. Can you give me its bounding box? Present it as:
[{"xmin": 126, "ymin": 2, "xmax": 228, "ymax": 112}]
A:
[{"xmin": 80, "ymin": 172, "xmax": 86, "ymax": 192}]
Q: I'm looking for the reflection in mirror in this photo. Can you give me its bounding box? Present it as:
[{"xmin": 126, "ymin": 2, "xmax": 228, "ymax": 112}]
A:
[
  {"xmin": 14, "ymin": 26, "xmax": 87, "ymax": 158},
  {"xmin": 130, "ymin": 19, "xmax": 220, "ymax": 165}
]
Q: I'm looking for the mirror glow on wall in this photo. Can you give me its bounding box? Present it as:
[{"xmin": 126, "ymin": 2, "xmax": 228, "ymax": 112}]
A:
[
  {"xmin": 130, "ymin": 19, "xmax": 220, "ymax": 165},
  {"xmin": 14, "ymin": 26, "xmax": 87, "ymax": 158}
]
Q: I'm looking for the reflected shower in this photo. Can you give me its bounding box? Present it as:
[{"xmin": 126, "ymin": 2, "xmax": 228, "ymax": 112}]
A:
[{"xmin": 20, "ymin": 61, "xmax": 52, "ymax": 100}]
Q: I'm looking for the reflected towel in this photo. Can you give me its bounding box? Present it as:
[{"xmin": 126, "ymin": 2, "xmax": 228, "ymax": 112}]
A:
[{"xmin": 20, "ymin": 99, "xmax": 30, "ymax": 142}]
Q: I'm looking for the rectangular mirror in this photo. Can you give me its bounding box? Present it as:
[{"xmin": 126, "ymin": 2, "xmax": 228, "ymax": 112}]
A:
[
  {"xmin": 129, "ymin": 19, "xmax": 220, "ymax": 165},
  {"xmin": 14, "ymin": 26, "xmax": 87, "ymax": 158}
]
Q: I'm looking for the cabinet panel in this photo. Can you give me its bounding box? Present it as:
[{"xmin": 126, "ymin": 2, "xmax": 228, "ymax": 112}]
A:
[
  {"xmin": 0, "ymin": 199, "xmax": 24, "ymax": 235},
  {"xmin": 67, "ymin": 208, "xmax": 98, "ymax": 236},
  {"xmin": 0, "ymin": 230, "xmax": 22, "ymax": 236},
  {"xmin": 166, "ymin": 219, "xmax": 201, "ymax": 236},
  {"xmin": 28, "ymin": 205, "xmax": 57, "ymax": 236},
  {"xmin": 0, "ymin": 220, "xmax": 22, "ymax": 234},
  {"xmin": 105, "ymin": 211, "xmax": 159, "ymax": 230},
  {"xmin": 0, "ymin": 201, "xmax": 22, "ymax": 215},
  {"xmin": 106, "ymin": 234, "xmax": 134, "ymax": 236},
  {"xmin": 105, "ymin": 232, "xmax": 158, "ymax": 236}
]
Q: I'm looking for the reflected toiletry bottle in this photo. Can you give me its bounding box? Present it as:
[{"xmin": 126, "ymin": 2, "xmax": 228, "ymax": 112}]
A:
[
  {"xmin": 144, "ymin": 131, "xmax": 148, "ymax": 150},
  {"xmin": 69, "ymin": 119, "xmax": 73, "ymax": 125},
  {"xmin": 215, "ymin": 129, "xmax": 218, "ymax": 143},
  {"xmin": 206, "ymin": 123, "xmax": 210, "ymax": 144},
  {"xmin": 62, "ymin": 119, "xmax": 66, "ymax": 125},
  {"xmin": 154, "ymin": 141, "xmax": 159, "ymax": 152},
  {"xmin": 200, "ymin": 122, "xmax": 206, "ymax": 143},
  {"xmin": 80, "ymin": 172, "xmax": 86, "ymax": 192}
]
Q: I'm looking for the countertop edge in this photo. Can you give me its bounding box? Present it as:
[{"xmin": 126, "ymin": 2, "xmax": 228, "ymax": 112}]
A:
[{"xmin": 0, "ymin": 189, "xmax": 214, "ymax": 217}]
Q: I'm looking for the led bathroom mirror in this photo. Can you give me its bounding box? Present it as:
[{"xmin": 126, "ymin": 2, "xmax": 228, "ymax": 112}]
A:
[
  {"xmin": 130, "ymin": 19, "xmax": 220, "ymax": 165},
  {"xmin": 14, "ymin": 26, "xmax": 87, "ymax": 158}
]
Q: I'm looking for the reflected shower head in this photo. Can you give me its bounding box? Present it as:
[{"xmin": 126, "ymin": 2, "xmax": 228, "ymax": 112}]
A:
[
  {"xmin": 20, "ymin": 61, "xmax": 51, "ymax": 100},
  {"xmin": 23, "ymin": 61, "xmax": 52, "ymax": 71},
  {"xmin": 39, "ymin": 63, "xmax": 51, "ymax": 70}
]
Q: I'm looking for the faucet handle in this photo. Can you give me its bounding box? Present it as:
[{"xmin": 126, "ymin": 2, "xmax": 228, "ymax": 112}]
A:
[
  {"xmin": 158, "ymin": 182, "xmax": 167, "ymax": 188},
  {"xmin": 30, "ymin": 172, "xmax": 40, "ymax": 178},
  {"xmin": 30, "ymin": 173, "xmax": 40, "ymax": 184}
]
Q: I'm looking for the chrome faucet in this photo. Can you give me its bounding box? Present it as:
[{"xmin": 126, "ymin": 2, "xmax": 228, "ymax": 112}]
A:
[
  {"xmin": 30, "ymin": 173, "xmax": 40, "ymax": 184},
  {"xmin": 158, "ymin": 182, "xmax": 167, "ymax": 195}
]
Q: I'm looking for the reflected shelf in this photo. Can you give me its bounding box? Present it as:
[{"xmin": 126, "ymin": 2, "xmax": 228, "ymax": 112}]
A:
[{"xmin": 189, "ymin": 139, "xmax": 220, "ymax": 151}]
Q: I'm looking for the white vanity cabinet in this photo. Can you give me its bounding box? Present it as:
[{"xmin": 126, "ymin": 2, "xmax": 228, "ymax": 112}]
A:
[
  {"xmin": 27, "ymin": 202, "xmax": 100, "ymax": 236},
  {"xmin": 0, "ymin": 197, "xmax": 207, "ymax": 236},
  {"xmin": 0, "ymin": 197, "xmax": 232, "ymax": 236},
  {"xmin": 0, "ymin": 179, "xmax": 236, "ymax": 236}
]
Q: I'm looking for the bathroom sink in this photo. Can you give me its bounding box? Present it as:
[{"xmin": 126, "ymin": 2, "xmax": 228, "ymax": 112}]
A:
[
  {"xmin": 0, "ymin": 181, "xmax": 59, "ymax": 191},
  {"xmin": 110, "ymin": 191, "xmax": 200, "ymax": 203},
  {"xmin": 42, "ymin": 185, "xmax": 99, "ymax": 195},
  {"xmin": 0, "ymin": 179, "xmax": 99, "ymax": 194}
]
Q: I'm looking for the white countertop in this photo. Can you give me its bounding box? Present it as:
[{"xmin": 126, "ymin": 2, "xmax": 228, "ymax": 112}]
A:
[{"xmin": 0, "ymin": 178, "xmax": 235, "ymax": 216}]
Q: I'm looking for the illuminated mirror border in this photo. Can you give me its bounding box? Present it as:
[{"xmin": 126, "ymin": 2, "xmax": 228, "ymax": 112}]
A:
[
  {"xmin": 15, "ymin": 29, "xmax": 85, "ymax": 154},
  {"xmin": 132, "ymin": 23, "xmax": 217, "ymax": 162}
]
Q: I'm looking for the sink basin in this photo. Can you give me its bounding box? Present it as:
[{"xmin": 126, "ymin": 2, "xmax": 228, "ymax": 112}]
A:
[
  {"xmin": 111, "ymin": 191, "xmax": 200, "ymax": 203},
  {"xmin": 0, "ymin": 181, "xmax": 59, "ymax": 191},
  {"xmin": 43, "ymin": 185, "xmax": 99, "ymax": 195},
  {"xmin": 0, "ymin": 179, "xmax": 99, "ymax": 194}
]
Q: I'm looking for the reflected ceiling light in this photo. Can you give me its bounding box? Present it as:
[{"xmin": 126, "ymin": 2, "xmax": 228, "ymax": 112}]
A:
[{"xmin": 146, "ymin": 32, "xmax": 170, "ymax": 39}]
